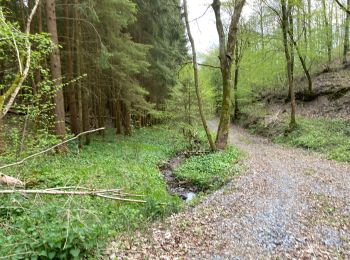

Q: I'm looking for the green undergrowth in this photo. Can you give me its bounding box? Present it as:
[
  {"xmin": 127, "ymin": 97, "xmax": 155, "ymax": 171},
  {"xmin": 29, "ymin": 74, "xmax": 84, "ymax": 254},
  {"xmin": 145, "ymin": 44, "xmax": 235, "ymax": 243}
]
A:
[
  {"xmin": 0, "ymin": 125, "xmax": 244, "ymax": 259},
  {"xmin": 274, "ymin": 118, "xmax": 350, "ymax": 162},
  {"xmin": 240, "ymin": 106, "xmax": 350, "ymax": 163},
  {"xmin": 175, "ymin": 147, "xmax": 242, "ymax": 191},
  {"xmin": 0, "ymin": 127, "xmax": 188, "ymax": 259}
]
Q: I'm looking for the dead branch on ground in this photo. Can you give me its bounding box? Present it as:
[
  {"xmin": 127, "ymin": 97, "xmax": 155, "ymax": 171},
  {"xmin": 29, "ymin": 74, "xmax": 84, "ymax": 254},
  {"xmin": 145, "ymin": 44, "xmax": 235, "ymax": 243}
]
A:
[{"xmin": 0, "ymin": 186, "xmax": 146, "ymax": 203}]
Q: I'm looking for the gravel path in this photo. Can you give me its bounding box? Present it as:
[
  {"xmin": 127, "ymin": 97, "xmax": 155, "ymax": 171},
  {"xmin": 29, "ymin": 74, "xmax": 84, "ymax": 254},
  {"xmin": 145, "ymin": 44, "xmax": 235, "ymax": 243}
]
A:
[{"xmin": 107, "ymin": 124, "xmax": 350, "ymax": 259}]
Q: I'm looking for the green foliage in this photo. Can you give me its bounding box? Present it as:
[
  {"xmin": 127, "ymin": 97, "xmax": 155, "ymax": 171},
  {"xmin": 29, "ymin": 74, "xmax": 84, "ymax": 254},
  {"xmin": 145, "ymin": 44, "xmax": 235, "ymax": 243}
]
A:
[
  {"xmin": 175, "ymin": 147, "xmax": 242, "ymax": 191},
  {"xmin": 165, "ymin": 65, "xmax": 216, "ymax": 147},
  {"xmin": 0, "ymin": 9, "xmax": 53, "ymax": 91},
  {"xmin": 130, "ymin": 0, "xmax": 188, "ymax": 103},
  {"xmin": 0, "ymin": 127, "xmax": 188, "ymax": 258},
  {"xmin": 274, "ymin": 118, "xmax": 350, "ymax": 162},
  {"xmin": 201, "ymin": 2, "xmax": 345, "ymax": 109}
]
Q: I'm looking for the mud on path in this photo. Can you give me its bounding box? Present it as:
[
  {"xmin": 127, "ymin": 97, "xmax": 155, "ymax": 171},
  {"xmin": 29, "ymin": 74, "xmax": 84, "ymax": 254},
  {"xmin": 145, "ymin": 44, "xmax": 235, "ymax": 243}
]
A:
[{"xmin": 107, "ymin": 123, "xmax": 350, "ymax": 259}]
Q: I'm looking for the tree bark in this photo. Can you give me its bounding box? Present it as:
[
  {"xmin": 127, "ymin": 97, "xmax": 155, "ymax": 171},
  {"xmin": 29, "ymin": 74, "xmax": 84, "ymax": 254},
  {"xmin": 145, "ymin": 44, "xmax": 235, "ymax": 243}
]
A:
[
  {"xmin": 122, "ymin": 101, "xmax": 132, "ymax": 136},
  {"xmin": 183, "ymin": 0, "xmax": 216, "ymax": 151},
  {"xmin": 64, "ymin": 0, "xmax": 79, "ymax": 135},
  {"xmin": 74, "ymin": 0, "xmax": 84, "ymax": 146},
  {"xmin": 281, "ymin": 0, "xmax": 296, "ymax": 128},
  {"xmin": 212, "ymin": 0, "xmax": 245, "ymax": 149},
  {"xmin": 288, "ymin": 31, "xmax": 313, "ymax": 94},
  {"xmin": 233, "ymin": 39, "xmax": 240, "ymax": 119},
  {"xmin": 0, "ymin": 116, "xmax": 5, "ymax": 153},
  {"xmin": 46, "ymin": 0, "xmax": 67, "ymax": 151},
  {"xmin": 307, "ymin": 0, "xmax": 311, "ymax": 39},
  {"xmin": 321, "ymin": 0, "xmax": 332, "ymax": 67},
  {"xmin": 344, "ymin": 0, "xmax": 350, "ymax": 64},
  {"xmin": 115, "ymin": 99, "xmax": 122, "ymax": 135}
]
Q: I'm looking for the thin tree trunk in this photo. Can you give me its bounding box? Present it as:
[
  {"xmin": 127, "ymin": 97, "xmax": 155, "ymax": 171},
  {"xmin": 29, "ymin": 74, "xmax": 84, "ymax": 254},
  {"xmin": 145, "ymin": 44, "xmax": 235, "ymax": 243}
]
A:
[
  {"xmin": 34, "ymin": 0, "xmax": 43, "ymax": 95},
  {"xmin": 233, "ymin": 39, "xmax": 240, "ymax": 119},
  {"xmin": 115, "ymin": 98, "xmax": 122, "ymax": 135},
  {"xmin": 289, "ymin": 32, "xmax": 313, "ymax": 94},
  {"xmin": 64, "ymin": 0, "xmax": 78, "ymax": 135},
  {"xmin": 281, "ymin": 0, "xmax": 296, "ymax": 128},
  {"xmin": 46, "ymin": 0, "xmax": 67, "ymax": 151},
  {"xmin": 321, "ymin": 0, "xmax": 332, "ymax": 67},
  {"xmin": 183, "ymin": 0, "xmax": 216, "ymax": 151},
  {"xmin": 307, "ymin": 0, "xmax": 312, "ymax": 39},
  {"xmin": 75, "ymin": 0, "xmax": 84, "ymax": 146},
  {"xmin": 288, "ymin": 7, "xmax": 295, "ymax": 99},
  {"xmin": 0, "ymin": 116, "xmax": 5, "ymax": 153},
  {"xmin": 344, "ymin": 0, "xmax": 350, "ymax": 64},
  {"xmin": 259, "ymin": 0, "xmax": 265, "ymax": 50},
  {"xmin": 188, "ymin": 83, "xmax": 192, "ymax": 126},
  {"xmin": 82, "ymin": 85, "xmax": 90, "ymax": 145}
]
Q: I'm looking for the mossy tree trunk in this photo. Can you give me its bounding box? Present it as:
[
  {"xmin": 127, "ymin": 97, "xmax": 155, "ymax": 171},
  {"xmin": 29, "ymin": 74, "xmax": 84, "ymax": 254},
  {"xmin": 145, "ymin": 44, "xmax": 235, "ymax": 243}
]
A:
[{"xmin": 212, "ymin": 0, "xmax": 246, "ymax": 149}]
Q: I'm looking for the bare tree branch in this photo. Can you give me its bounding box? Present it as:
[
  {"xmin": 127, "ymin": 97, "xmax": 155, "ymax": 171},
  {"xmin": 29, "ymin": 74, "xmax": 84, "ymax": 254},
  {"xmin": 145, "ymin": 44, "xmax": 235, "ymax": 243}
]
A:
[{"xmin": 335, "ymin": 0, "xmax": 350, "ymax": 14}]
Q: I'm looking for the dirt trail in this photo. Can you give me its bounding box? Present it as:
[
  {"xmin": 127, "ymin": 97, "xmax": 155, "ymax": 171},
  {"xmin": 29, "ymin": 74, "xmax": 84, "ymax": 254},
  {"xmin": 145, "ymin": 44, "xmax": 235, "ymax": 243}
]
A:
[{"xmin": 107, "ymin": 124, "xmax": 350, "ymax": 259}]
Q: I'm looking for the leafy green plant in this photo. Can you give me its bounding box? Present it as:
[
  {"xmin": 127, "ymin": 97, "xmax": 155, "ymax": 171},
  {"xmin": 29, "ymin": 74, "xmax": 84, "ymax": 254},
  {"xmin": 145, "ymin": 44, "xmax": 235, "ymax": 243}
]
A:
[
  {"xmin": 175, "ymin": 147, "xmax": 242, "ymax": 191},
  {"xmin": 0, "ymin": 127, "xmax": 187, "ymax": 258},
  {"xmin": 273, "ymin": 118, "xmax": 350, "ymax": 163}
]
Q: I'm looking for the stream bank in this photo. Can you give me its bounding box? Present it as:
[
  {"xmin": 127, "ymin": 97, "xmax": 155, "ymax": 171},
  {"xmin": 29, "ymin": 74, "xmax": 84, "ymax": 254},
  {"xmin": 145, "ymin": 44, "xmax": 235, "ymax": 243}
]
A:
[{"xmin": 160, "ymin": 151, "xmax": 209, "ymax": 202}]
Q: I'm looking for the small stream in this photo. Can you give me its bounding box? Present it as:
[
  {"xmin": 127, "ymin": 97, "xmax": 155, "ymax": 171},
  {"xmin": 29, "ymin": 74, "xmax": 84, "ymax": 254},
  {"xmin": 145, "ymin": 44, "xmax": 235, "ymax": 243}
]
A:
[{"xmin": 160, "ymin": 153, "xmax": 199, "ymax": 202}]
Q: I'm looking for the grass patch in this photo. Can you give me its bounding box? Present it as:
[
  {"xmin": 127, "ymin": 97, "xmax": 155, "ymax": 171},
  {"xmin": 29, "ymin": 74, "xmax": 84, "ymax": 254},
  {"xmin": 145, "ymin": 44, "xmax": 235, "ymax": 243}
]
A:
[
  {"xmin": 274, "ymin": 118, "xmax": 350, "ymax": 162},
  {"xmin": 0, "ymin": 127, "xmax": 187, "ymax": 258},
  {"xmin": 174, "ymin": 147, "xmax": 242, "ymax": 191},
  {"xmin": 241, "ymin": 108, "xmax": 350, "ymax": 163}
]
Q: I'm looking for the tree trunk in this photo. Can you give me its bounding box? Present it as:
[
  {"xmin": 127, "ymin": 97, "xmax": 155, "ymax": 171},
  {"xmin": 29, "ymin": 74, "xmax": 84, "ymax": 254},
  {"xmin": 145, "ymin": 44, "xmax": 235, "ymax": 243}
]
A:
[
  {"xmin": 46, "ymin": 0, "xmax": 67, "ymax": 151},
  {"xmin": 288, "ymin": 7, "xmax": 295, "ymax": 99},
  {"xmin": 82, "ymin": 85, "xmax": 90, "ymax": 145},
  {"xmin": 344, "ymin": 0, "xmax": 350, "ymax": 64},
  {"xmin": 307, "ymin": 0, "xmax": 311, "ymax": 39},
  {"xmin": 212, "ymin": 0, "xmax": 245, "ymax": 149},
  {"xmin": 289, "ymin": 33, "xmax": 313, "ymax": 94},
  {"xmin": 281, "ymin": 0, "xmax": 296, "ymax": 128},
  {"xmin": 64, "ymin": 0, "xmax": 78, "ymax": 135},
  {"xmin": 183, "ymin": 0, "xmax": 216, "ymax": 151},
  {"xmin": 75, "ymin": 0, "xmax": 84, "ymax": 147},
  {"xmin": 115, "ymin": 99, "xmax": 122, "ymax": 135},
  {"xmin": 259, "ymin": 0, "xmax": 264, "ymax": 50},
  {"xmin": 321, "ymin": 0, "xmax": 332, "ymax": 67},
  {"xmin": 122, "ymin": 101, "xmax": 132, "ymax": 136},
  {"xmin": 233, "ymin": 43, "xmax": 240, "ymax": 119},
  {"xmin": 287, "ymin": 5, "xmax": 313, "ymax": 94},
  {"xmin": 0, "ymin": 115, "xmax": 5, "ymax": 153}
]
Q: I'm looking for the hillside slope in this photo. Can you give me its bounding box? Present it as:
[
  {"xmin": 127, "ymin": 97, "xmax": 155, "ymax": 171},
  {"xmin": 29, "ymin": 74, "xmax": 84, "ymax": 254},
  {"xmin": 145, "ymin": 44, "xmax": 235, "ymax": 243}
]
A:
[{"xmin": 262, "ymin": 66, "xmax": 350, "ymax": 120}]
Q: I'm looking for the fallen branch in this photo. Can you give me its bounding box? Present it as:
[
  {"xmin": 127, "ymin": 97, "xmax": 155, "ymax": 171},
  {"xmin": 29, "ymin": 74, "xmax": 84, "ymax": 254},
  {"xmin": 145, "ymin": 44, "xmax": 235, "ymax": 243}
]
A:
[
  {"xmin": 0, "ymin": 127, "xmax": 105, "ymax": 171},
  {"xmin": 0, "ymin": 187, "xmax": 146, "ymax": 203}
]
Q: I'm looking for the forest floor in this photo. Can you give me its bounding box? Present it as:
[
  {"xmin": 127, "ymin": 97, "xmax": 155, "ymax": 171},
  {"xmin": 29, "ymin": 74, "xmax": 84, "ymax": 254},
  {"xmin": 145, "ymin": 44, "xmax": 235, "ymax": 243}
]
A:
[{"xmin": 107, "ymin": 122, "xmax": 350, "ymax": 259}]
